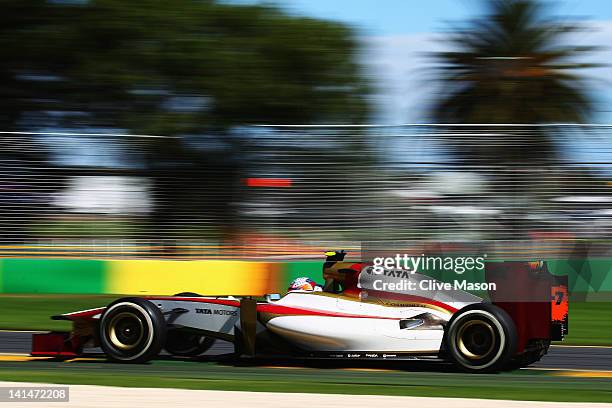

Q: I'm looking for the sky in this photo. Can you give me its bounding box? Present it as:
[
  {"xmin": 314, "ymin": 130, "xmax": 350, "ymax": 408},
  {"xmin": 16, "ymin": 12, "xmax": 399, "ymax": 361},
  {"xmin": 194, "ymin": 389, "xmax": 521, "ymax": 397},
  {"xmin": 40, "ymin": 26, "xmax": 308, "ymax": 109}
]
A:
[
  {"xmin": 231, "ymin": 0, "xmax": 612, "ymax": 124},
  {"xmin": 267, "ymin": 0, "xmax": 612, "ymax": 35}
]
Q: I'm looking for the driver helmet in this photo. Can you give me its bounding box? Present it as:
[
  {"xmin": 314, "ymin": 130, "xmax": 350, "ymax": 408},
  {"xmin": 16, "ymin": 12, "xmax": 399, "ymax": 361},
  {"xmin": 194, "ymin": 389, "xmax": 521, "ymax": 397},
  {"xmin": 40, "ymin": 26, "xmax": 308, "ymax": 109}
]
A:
[{"xmin": 287, "ymin": 277, "xmax": 323, "ymax": 293}]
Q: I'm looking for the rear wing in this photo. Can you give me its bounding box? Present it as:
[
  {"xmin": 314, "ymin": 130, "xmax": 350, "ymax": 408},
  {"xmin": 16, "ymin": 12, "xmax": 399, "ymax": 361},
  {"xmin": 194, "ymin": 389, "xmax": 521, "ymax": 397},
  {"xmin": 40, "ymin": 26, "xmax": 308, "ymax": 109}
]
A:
[{"xmin": 486, "ymin": 261, "xmax": 569, "ymax": 351}]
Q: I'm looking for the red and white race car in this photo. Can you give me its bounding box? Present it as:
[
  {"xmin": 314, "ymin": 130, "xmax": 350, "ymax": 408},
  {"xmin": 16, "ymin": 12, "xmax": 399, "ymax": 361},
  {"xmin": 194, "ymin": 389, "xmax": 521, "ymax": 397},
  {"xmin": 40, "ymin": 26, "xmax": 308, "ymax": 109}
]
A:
[{"xmin": 32, "ymin": 251, "xmax": 568, "ymax": 372}]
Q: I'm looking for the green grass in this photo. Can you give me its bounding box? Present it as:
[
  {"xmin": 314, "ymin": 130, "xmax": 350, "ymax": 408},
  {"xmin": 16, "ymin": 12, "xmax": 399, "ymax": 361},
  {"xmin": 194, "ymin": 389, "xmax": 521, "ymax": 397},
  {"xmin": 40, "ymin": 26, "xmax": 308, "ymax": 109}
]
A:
[
  {"xmin": 562, "ymin": 301, "xmax": 612, "ymax": 346},
  {"xmin": 0, "ymin": 295, "xmax": 118, "ymax": 331},
  {"xmin": 0, "ymin": 359, "xmax": 610, "ymax": 402},
  {"xmin": 0, "ymin": 294, "xmax": 610, "ymax": 346}
]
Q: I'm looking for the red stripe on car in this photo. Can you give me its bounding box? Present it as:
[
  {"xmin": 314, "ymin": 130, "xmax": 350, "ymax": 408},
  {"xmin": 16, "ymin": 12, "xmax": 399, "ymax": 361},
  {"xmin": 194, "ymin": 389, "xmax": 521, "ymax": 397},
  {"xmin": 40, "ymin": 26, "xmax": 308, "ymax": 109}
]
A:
[
  {"xmin": 256, "ymin": 303, "xmax": 400, "ymax": 320},
  {"xmin": 146, "ymin": 297, "xmax": 241, "ymax": 307}
]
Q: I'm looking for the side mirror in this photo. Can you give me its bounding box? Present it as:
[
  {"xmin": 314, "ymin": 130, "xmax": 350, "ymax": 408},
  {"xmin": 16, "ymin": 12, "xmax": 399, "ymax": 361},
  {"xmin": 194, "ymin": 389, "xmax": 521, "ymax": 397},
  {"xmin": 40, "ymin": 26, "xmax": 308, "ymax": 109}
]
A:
[{"xmin": 265, "ymin": 293, "xmax": 281, "ymax": 302}]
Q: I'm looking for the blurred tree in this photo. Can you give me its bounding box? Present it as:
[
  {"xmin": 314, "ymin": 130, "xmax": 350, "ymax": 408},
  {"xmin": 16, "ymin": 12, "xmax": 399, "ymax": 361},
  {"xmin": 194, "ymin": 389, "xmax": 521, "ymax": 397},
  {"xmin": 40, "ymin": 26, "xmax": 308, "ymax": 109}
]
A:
[
  {"xmin": 431, "ymin": 0, "xmax": 596, "ymax": 162},
  {"xmin": 430, "ymin": 0, "xmax": 600, "ymax": 238},
  {"xmin": 1, "ymin": 0, "xmax": 368, "ymax": 131},
  {"xmin": 0, "ymin": 0, "xmax": 369, "ymax": 242}
]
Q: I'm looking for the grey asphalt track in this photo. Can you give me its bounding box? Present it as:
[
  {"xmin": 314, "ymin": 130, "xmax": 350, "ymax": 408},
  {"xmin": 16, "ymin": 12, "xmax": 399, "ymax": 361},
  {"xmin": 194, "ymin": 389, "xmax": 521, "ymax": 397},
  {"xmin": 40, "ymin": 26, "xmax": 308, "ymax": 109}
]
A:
[{"xmin": 1, "ymin": 331, "xmax": 610, "ymax": 371}]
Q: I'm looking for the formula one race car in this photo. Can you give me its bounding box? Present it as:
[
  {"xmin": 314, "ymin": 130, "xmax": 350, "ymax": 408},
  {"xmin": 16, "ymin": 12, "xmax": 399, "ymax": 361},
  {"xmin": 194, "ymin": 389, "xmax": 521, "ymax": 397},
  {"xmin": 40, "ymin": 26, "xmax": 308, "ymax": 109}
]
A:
[{"xmin": 32, "ymin": 251, "xmax": 568, "ymax": 372}]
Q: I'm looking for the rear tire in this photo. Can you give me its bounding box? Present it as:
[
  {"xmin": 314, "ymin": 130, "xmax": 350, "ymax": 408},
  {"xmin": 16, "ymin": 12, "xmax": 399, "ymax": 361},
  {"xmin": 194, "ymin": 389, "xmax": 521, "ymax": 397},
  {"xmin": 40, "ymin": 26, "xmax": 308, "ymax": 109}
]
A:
[
  {"xmin": 444, "ymin": 303, "xmax": 517, "ymax": 373},
  {"xmin": 166, "ymin": 293, "xmax": 211, "ymax": 357},
  {"xmin": 99, "ymin": 297, "xmax": 166, "ymax": 363},
  {"xmin": 165, "ymin": 330, "xmax": 214, "ymax": 357}
]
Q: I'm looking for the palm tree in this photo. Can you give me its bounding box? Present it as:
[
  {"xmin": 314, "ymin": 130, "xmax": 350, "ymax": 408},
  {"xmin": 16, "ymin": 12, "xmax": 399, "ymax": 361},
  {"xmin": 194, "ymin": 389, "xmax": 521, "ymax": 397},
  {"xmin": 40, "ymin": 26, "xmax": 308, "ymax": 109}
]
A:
[
  {"xmin": 431, "ymin": 0, "xmax": 596, "ymax": 163},
  {"xmin": 429, "ymin": 0, "xmax": 601, "ymax": 239}
]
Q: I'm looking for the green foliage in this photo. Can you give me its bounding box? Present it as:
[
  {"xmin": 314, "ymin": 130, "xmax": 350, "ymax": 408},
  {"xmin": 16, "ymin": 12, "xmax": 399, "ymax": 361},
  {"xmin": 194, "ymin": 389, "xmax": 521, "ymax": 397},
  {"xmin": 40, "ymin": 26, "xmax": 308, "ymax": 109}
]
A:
[
  {"xmin": 430, "ymin": 0, "xmax": 597, "ymax": 162},
  {"xmin": 0, "ymin": 0, "xmax": 371, "ymax": 241},
  {"xmin": 433, "ymin": 0, "xmax": 595, "ymax": 124},
  {"xmin": 0, "ymin": 0, "xmax": 369, "ymax": 132}
]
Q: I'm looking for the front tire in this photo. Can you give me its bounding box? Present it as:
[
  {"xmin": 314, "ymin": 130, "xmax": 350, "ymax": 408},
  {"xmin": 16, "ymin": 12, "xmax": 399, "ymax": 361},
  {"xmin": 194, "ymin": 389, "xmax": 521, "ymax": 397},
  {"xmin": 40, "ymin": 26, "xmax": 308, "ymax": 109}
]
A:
[
  {"xmin": 444, "ymin": 303, "xmax": 517, "ymax": 373},
  {"xmin": 99, "ymin": 297, "xmax": 166, "ymax": 363}
]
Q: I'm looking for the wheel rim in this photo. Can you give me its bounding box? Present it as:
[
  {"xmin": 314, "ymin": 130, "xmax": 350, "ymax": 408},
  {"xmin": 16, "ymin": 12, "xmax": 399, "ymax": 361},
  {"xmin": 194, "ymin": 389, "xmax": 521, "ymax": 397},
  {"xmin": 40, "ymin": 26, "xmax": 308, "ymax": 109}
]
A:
[
  {"xmin": 108, "ymin": 312, "xmax": 144, "ymax": 350},
  {"xmin": 456, "ymin": 319, "xmax": 496, "ymax": 360}
]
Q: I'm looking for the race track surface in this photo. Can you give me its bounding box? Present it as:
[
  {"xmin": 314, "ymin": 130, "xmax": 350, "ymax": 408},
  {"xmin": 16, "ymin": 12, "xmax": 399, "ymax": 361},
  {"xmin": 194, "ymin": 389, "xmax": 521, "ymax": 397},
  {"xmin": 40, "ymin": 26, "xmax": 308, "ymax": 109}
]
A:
[{"xmin": 1, "ymin": 331, "xmax": 611, "ymax": 371}]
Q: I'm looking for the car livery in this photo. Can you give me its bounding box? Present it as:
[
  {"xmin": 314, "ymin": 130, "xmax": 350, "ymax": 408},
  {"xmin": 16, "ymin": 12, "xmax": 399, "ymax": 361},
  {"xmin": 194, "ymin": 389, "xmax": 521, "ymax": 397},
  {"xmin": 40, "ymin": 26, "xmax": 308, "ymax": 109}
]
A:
[{"xmin": 32, "ymin": 251, "xmax": 568, "ymax": 373}]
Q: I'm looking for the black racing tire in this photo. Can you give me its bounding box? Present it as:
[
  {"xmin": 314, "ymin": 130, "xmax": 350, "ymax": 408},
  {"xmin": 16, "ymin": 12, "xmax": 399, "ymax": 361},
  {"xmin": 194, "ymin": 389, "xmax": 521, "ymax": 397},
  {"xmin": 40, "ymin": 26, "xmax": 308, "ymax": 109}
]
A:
[
  {"xmin": 165, "ymin": 330, "xmax": 215, "ymax": 357},
  {"xmin": 99, "ymin": 297, "xmax": 166, "ymax": 363},
  {"xmin": 444, "ymin": 303, "xmax": 518, "ymax": 373}
]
